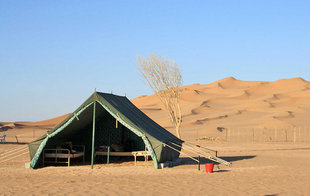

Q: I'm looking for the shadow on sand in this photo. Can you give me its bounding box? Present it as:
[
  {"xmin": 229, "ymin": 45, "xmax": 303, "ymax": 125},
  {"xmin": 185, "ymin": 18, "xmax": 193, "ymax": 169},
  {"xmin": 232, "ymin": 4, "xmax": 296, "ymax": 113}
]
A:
[
  {"xmin": 178, "ymin": 155, "xmax": 256, "ymax": 172},
  {"xmin": 180, "ymin": 155, "xmax": 256, "ymax": 166},
  {"xmin": 0, "ymin": 142, "xmax": 28, "ymax": 145}
]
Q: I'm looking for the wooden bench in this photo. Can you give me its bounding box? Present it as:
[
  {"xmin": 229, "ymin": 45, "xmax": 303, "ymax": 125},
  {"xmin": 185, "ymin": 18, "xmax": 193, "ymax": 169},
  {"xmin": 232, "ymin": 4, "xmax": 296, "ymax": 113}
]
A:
[
  {"xmin": 43, "ymin": 145, "xmax": 85, "ymax": 167},
  {"xmin": 95, "ymin": 151, "xmax": 150, "ymax": 166}
]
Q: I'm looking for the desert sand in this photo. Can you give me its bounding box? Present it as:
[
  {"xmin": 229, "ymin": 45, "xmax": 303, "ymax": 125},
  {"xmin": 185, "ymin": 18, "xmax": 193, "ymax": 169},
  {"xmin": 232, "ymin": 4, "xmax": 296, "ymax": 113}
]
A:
[
  {"xmin": 1, "ymin": 143, "xmax": 309, "ymax": 195},
  {"xmin": 1, "ymin": 77, "xmax": 310, "ymax": 195}
]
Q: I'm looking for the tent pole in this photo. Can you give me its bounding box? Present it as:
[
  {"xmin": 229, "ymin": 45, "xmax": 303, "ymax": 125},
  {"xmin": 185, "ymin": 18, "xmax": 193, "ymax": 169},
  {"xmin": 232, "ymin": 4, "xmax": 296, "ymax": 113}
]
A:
[{"xmin": 91, "ymin": 101, "xmax": 96, "ymax": 169}]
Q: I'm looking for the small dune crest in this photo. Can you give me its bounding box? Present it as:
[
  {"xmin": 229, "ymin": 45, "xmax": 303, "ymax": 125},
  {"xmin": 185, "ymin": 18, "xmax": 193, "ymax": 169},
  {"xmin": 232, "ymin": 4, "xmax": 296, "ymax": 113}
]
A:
[
  {"xmin": 213, "ymin": 77, "xmax": 261, "ymax": 89},
  {"xmin": 190, "ymin": 100, "xmax": 211, "ymax": 115},
  {"xmin": 34, "ymin": 113, "xmax": 70, "ymax": 126},
  {"xmin": 131, "ymin": 93, "xmax": 161, "ymax": 108},
  {"xmin": 214, "ymin": 77, "xmax": 237, "ymax": 89},
  {"xmin": 217, "ymin": 76, "xmax": 237, "ymax": 83},
  {"xmin": 273, "ymin": 111, "xmax": 295, "ymax": 120},
  {"xmin": 193, "ymin": 109, "xmax": 245, "ymax": 125},
  {"xmin": 180, "ymin": 87, "xmax": 206, "ymax": 101},
  {"xmin": 1, "ymin": 114, "xmax": 71, "ymax": 131},
  {"xmin": 273, "ymin": 77, "xmax": 309, "ymax": 88}
]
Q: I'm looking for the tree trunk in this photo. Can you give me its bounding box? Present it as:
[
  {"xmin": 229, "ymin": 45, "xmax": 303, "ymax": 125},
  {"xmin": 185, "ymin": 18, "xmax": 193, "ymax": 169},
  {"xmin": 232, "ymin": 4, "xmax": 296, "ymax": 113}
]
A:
[{"xmin": 176, "ymin": 123, "xmax": 181, "ymax": 138}]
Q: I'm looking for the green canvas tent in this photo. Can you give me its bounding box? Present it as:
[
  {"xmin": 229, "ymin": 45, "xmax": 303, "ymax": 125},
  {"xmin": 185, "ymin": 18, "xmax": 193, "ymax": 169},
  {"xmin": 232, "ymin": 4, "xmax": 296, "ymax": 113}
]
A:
[{"xmin": 28, "ymin": 92, "xmax": 183, "ymax": 169}]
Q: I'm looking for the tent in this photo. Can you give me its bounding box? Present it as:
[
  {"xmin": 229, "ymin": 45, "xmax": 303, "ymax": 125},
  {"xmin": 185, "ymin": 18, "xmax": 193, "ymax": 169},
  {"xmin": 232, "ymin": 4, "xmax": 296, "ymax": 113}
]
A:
[{"xmin": 28, "ymin": 92, "xmax": 183, "ymax": 169}]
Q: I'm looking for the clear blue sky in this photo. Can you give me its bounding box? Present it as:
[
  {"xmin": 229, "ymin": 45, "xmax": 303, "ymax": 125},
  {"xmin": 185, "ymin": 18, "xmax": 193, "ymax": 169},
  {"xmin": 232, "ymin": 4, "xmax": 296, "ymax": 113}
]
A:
[{"xmin": 1, "ymin": 1, "xmax": 309, "ymax": 122}]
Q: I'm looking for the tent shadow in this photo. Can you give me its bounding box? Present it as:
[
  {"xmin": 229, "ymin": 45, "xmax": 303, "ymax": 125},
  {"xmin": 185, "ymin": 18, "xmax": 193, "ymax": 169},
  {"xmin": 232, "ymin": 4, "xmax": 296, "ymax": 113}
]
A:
[
  {"xmin": 0, "ymin": 142, "xmax": 28, "ymax": 145},
  {"xmin": 217, "ymin": 155, "xmax": 256, "ymax": 163},
  {"xmin": 179, "ymin": 155, "xmax": 256, "ymax": 166},
  {"xmin": 213, "ymin": 169, "xmax": 229, "ymax": 173}
]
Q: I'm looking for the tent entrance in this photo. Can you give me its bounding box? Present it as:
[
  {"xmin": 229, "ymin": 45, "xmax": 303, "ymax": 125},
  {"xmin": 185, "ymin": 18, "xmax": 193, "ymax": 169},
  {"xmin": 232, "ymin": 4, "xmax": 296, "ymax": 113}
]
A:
[
  {"xmin": 43, "ymin": 102, "xmax": 148, "ymax": 166},
  {"xmin": 92, "ymin": 103, "xmax": 148, "ymax": 164}
]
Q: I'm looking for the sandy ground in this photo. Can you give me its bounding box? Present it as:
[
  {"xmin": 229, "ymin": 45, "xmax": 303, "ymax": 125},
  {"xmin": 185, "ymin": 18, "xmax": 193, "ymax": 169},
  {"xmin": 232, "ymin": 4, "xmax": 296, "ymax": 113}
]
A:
[{"xmin": 1, "ymin": 142, "xmax": 309, "ymax": 196}]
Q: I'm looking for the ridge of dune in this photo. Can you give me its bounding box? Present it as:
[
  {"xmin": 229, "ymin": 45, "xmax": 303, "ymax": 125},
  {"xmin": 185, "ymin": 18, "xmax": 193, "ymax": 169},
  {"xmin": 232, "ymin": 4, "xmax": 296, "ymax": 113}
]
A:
[
  {"xmin": 1, "ymin": 113, "xmax": 70, "ymax": 131},
  {"xmin": 217, "ymin": 76, "xmax": 237, "ymax": 82},
  {"xmin": 275, "ymin": 77, "xmax": 308, "ymax": 83},
  {"xmin": 17, "ymin": 113, "xmax": 70, "ymax": 127},
  {"xmin": 31, "ymin": 113, "xmax": 71, "ymax": 126}
]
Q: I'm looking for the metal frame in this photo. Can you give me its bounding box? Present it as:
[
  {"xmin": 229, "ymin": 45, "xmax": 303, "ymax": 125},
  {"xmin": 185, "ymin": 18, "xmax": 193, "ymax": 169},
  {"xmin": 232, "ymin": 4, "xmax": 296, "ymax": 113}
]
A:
[{"xmin": 43, "ymin": 145, "xmax": 85, "ymax": 167}]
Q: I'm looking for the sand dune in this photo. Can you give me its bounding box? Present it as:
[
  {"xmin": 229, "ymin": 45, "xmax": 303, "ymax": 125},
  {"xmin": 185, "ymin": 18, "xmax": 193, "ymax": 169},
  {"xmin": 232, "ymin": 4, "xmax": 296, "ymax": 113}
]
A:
[
  {"xmin": 0, "ymin": 114, "xmax": 70, "ymax": 131},
  {"xmin": 0, "ymin": 114, "xmax": 71, "ymax": 142},
  {"xmin": 2, "ymin": 77, "xmax": 310, "ymax": 141},
  {"xmin": 132, "ymin": 77, "xmax": 310, "ymax": 136}
]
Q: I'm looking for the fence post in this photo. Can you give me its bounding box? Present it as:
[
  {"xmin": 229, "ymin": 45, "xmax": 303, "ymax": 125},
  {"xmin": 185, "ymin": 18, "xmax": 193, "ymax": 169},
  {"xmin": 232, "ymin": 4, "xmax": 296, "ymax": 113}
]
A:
[
  {"xmin": 196, "ymin": 129, "xmax": 198, "ymax": 141},
  {"xmin": 231, "ymin": 128, "xmax": 233, "ymax": 142},
  {"xmin": 282, "ymin": 129, "xmax": 284, "ymax": 143},
  {"xmin": 226, "ymin": 128, "xmax": 228, "ymax": 142},
  {"xmin": 252, "ymin": 128, "xmax": 255, "ymax": 143},
  {"xmin": 257, "ymin": 128, "xmax": 260, "ymax": 143},
  {"xmin": 293, "ymin": 127, "xmax": 296, "ymax": 143},
  {"xmin": 274, "ymin": 128, "xmax": 277, "ymax": 142}
]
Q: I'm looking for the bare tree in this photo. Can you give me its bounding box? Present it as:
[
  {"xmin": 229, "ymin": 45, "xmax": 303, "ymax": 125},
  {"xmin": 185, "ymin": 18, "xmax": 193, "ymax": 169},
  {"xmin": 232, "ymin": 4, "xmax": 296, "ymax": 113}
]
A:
[{"xmin": 137, "ymin": 53, "xmax": 183, "ymax": 138}]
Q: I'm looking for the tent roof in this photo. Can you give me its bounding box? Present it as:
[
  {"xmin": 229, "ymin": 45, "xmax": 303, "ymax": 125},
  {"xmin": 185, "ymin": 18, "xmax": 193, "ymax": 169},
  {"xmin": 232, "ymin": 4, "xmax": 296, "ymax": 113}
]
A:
[
  {"xmin": 96, "ymin": 92, "xmax": 182, "ymax": 143},
  {"xmin": 33, "ymin": 92, "xmax": 182, "ymax": 144}
]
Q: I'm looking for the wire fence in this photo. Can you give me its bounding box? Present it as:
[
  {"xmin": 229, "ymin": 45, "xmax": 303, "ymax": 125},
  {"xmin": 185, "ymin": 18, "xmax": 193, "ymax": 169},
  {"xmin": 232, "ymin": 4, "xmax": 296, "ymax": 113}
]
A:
[
  {"xmin": 1, "ymin": 129, "xmax": 49, "ymax": 144},
  {"xmin": 2, "ymin": 127, "xmax": 310, "ymax": 144},
  {"xmin": 197, "ymin": 127, "xmax": 310, "ymax": 143}
]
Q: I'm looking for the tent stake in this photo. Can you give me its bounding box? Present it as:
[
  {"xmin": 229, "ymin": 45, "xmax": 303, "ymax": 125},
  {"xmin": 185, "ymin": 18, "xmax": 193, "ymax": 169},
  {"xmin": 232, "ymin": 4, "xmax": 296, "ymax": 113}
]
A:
[{"xmin": 91, "ymin": 101, "xmax": 96, "ymax": 169}]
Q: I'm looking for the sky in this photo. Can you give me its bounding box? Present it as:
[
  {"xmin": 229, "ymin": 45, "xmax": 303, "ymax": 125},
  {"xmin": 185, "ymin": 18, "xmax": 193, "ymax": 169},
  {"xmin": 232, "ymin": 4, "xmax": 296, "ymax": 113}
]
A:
[{"xmin": 1, "ymin": 0, "xmax": 309, "ymax": 122}]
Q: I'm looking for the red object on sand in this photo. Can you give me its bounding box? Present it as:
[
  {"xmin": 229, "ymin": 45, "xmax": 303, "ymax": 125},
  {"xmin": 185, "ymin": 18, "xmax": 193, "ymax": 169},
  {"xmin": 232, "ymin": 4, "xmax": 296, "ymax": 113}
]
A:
[{"xmin": 205, "ymin": 163, "xmax": 214, "ymax": 173}]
